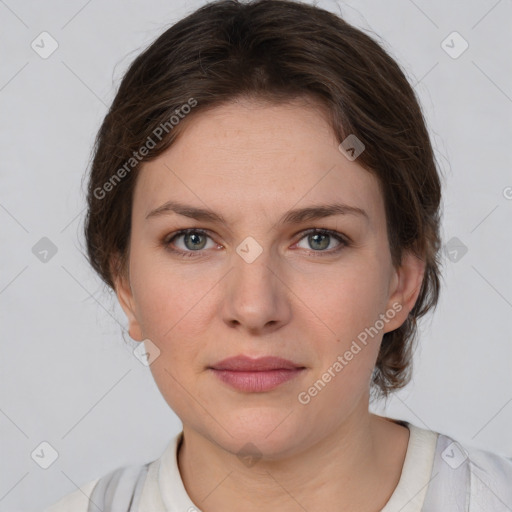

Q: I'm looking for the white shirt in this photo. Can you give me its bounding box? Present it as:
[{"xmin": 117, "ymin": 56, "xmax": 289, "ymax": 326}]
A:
[{"xmin": 43, "ymin": 420, "xmax": 512, "ymax": 511}]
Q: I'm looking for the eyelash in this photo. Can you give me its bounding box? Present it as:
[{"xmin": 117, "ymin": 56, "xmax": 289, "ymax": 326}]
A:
[{"xmin": 162, "ymin": 228, "xmax": 350, "ymax": 259}]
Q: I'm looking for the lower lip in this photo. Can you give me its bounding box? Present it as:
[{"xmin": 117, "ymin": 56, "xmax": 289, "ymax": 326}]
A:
[{"xmin": 210, "ymin": 368, "xmax": 305, "ymax": 392}]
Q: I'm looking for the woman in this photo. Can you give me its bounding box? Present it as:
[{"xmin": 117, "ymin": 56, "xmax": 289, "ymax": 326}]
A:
[{"xmin": 45, "ymin": 0, "xmax": 512, "ymax": 510}]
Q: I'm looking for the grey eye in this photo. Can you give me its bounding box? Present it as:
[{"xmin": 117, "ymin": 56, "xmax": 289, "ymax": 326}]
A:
[
  {"xmin": 296, "ymin": 232, "xmax": 342, "ymax": 251},
  {"xmin": 173, "ymin": 231, "xmax": 214, "ymax": 251}
]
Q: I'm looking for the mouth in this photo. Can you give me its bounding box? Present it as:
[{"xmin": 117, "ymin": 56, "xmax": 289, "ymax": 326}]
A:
[{"xmin": 208, "ymin": 355, "xmax": 306, "ymax": 392}]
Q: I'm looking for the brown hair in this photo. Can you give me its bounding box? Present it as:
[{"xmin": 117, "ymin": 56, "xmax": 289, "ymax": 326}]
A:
[{"xmin": 83, "ymin": 0, "xmax": 444, "ymax": 401}]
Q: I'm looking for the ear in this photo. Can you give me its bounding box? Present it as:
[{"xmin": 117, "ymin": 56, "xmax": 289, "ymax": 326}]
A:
[
  {"xmin": 111, "ymin": 254, "xmax": 144, "ymax": 342},
  {"xmin": 383, "ymin": 250, "xmax": 426, "ymax": 333}
]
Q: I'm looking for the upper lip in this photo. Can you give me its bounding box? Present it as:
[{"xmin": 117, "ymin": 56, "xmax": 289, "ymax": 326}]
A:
[{"xmin": 209, "ymin": 355, "xmax": 305, "ymax": 371}]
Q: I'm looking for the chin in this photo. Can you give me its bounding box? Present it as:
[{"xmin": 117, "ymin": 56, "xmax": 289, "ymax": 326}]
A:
[{"xmin": 212, "ymin": 417, "xmax": 306, "ymax": 460}]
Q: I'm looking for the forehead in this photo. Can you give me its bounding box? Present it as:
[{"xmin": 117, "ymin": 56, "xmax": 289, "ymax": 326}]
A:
[{"xmin": 134, "ymin": 99, "xmax": 384, "ymax": 229}]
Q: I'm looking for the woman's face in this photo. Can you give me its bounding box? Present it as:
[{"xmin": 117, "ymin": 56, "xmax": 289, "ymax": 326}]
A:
[{"xmin": 114, "ymin": 98, "xmax": 424, "ymax": 457}]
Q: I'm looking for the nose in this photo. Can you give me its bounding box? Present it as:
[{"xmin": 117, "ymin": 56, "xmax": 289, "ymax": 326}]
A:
[{"xmin": 221, "ymin": 243, "xmax": 292, "ymax": 334}]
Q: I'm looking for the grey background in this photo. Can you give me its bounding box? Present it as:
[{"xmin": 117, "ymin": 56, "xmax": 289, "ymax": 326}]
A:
[{"xmin": 1, "ymin": 0, "xmax": 511, "ymax": 510}]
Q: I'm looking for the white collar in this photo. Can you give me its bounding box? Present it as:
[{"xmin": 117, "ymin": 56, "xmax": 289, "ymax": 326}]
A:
[{"xmin": 143, "ymin": 421, "xmax": 438, "ymax": 511}]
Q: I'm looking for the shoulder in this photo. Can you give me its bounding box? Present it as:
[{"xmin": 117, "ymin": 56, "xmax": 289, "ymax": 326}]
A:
[
  {"xmin": 42, "ymin": 436, "xmax": 180, "ymax": 511},
  {"xmin": 43, "ymin": 462, "xmax": 151, "ymax": 512},
  {"xmin": 438, "ymin": 430, "xmax": 512, "ymax": 481},
  {"xmin": 424, "ymin": 427, "xmax": 512, "ymax": 511},
  {"xmin": 43, "ymin": 477, "xmax": 99, "ymax": 512},
  {"xmin": 463, "ymin": 438, "xmax": 512, "ymax": 504}
]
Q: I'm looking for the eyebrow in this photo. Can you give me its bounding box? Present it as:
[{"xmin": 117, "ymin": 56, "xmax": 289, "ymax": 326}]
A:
[{"xmin": 145, "ymin": 200, "xmax": 369, "ymax": 225}]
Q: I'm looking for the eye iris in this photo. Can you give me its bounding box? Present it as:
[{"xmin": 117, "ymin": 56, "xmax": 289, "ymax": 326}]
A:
[
  {"xmin": 309, "ymin": 233, "xmax": 330, "ymax": 250},
  {"xmin": 184, "ymin": 232, "xmax": 207, "ymax": 250}
]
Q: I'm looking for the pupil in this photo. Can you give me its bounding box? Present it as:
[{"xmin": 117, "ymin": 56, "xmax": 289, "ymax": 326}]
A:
[
  {"xmin": 185, "ymin": 233, "xmax": 206, "ymax": 250},
  {"xmin": 310, "ymin": 233, "xmax": 329, "ymax": 250}
]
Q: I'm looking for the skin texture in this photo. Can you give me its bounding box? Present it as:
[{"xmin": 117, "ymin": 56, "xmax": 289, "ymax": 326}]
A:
[{"xmin": 114, "ymin": 98, "xmax": 426, "ymax": 511}]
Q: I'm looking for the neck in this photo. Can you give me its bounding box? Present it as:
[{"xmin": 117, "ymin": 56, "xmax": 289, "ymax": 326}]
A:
[{"xmin": 177, "ymin": 411, "xmax": 409, "ymax": 512}]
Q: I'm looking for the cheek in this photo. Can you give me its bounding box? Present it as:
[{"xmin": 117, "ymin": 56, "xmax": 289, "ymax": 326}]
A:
[
  {"xmin": 130, "ymin": 248, "xmax": 213, "ymax": 338},
  {"xmin": 301, "ymin": 262, "xmax": 389, "ymax": 341},
  {"xmin": 299, "ymin": 263, "xmax": 389, "ymax": 400},
  {"xmin": 129, "ymin": 262, "xmax": 220, "ymax": 399},
  {"xmin": 301, "ymin": 284, "xmax": 384, "ymax": 411}
]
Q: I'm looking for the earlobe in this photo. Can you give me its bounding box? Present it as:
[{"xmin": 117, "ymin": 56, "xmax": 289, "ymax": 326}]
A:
[
  {"xmin": 384, "ymin": 251, "xmax": 426, "ymax": 333},
  {"xmin": 401, "ymin": 252, "xmax": 427, "ymax": 312},
  {"xmin": 111, "ymin": 257, "xmax": 144, "ymax": 342}
]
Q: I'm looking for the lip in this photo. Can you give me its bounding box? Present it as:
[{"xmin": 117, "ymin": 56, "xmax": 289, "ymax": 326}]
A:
[
  {"xmin": 210, "ymin": 355, "xmax": 304, "ymax": 371},
  {"xmin": 208, "ymin": 355, "xmax": 306, "ymax": 392}
]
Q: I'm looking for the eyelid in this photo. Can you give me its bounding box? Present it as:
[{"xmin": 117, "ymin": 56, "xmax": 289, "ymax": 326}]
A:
[{"xmin": 294, "ymin": 227, "xmax": 349, "ymax": 244}]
